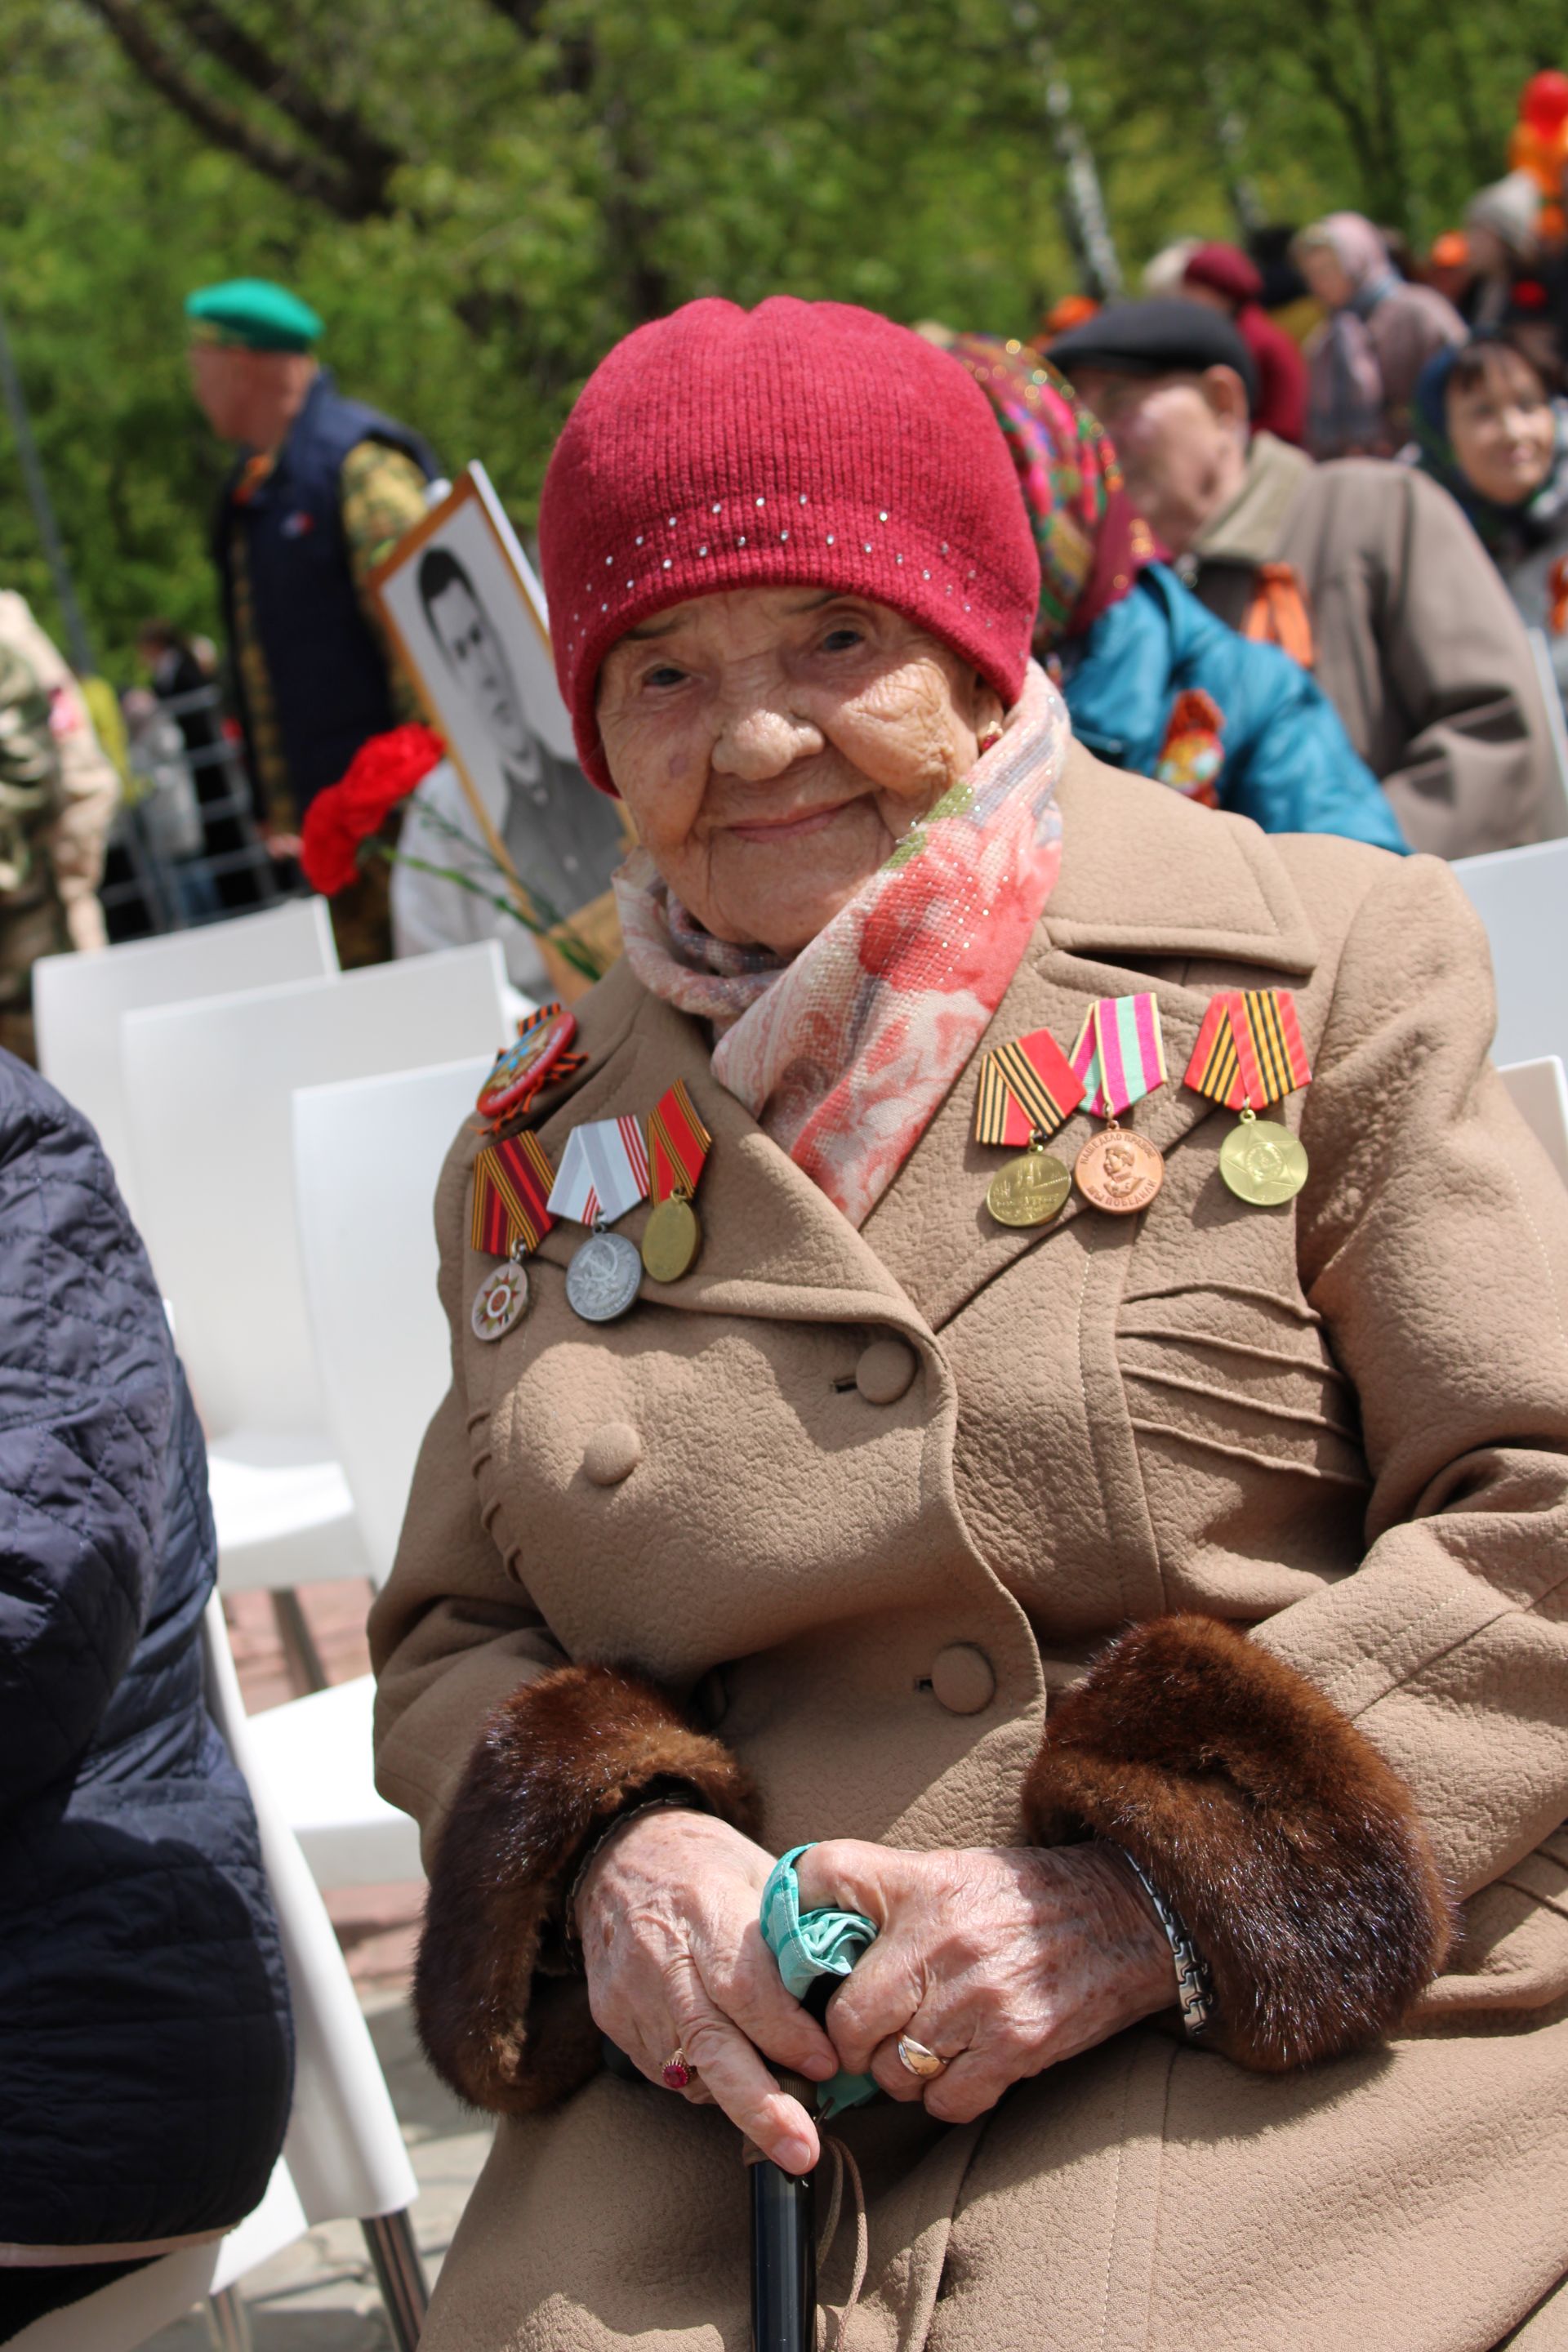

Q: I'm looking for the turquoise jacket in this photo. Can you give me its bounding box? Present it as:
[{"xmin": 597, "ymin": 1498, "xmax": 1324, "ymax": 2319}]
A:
[{"xmin": 1058, "ymin": 564, "xmax": 1407, "ymax": 853}]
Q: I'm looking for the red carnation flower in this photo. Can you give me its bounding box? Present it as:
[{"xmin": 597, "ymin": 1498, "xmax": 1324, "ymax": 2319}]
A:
[{"xmin": 300, "ymin": 724, "xmax": 446, "ymax": 895}]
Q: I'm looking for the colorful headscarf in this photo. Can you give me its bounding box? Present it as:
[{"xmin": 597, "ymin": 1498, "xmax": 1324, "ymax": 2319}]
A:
[
  {"xmin": 946, "ymin": 336, "xmax": 1156, "ymax": 652},
  {"xmin": 1412, "ymin": 339, "xmax": 1568, "ymax": 561}
]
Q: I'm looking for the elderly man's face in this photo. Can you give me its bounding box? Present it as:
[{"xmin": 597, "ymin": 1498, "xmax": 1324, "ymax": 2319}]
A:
[
  {"xmin": 428, "ymin": 579, "xmax": 532, "ymax": 764},
  {"xmin": 1066, "ymin": 367, "xmax": 1248, "ymax": 557},
  {"xmin": 596, "ymin": 587, "xmax": 1002, "ymax": 955}
]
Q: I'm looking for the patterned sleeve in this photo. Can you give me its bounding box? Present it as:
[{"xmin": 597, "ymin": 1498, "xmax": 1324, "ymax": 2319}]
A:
[{"xmin": 339, "ymin": 439, "xmax": 433, "ymax": 725}]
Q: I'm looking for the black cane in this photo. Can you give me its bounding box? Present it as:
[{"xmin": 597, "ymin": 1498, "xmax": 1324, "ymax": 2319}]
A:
[{"xmin": 744, "ymin": 2072, "xmax": 817, "ymax": 2352}]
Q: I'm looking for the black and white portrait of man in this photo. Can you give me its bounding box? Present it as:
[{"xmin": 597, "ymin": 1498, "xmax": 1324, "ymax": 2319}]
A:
[{"xmin": 415, "ymin": 542, "xmax": 625, "ymax": 924}]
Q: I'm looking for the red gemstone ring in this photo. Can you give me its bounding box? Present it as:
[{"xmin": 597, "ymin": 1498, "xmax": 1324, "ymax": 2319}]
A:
[{"xmin": 662, "ymin": 2047, "xmax": 693, "ymax": 2091}]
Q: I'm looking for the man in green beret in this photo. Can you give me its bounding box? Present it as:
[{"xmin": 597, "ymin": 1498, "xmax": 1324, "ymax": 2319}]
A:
[{"xmin": 185, "ymin": 276, "xmax": 439, "ymax": 959}]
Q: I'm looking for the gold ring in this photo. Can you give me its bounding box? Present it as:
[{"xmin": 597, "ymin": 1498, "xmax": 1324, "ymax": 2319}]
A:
[{"xmin": 896, "ymin": 2034, "xmax": 947, "ymax": 2080}]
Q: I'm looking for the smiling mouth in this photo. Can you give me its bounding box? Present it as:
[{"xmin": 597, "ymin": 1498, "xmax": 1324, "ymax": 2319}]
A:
[{"xmin": 725, "ymin": 802, "xmax": 854, "ymax": 844}]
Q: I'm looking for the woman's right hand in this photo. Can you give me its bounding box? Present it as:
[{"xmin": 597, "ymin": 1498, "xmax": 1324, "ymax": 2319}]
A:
[{"xmin": 575, "ymin": 1807, "xmax": 840, "ymax": 2173}]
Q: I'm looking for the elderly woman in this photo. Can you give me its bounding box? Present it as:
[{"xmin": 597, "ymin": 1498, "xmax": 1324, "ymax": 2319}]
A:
[
  {"xmin": 1295, "ymin": 213, "xmax": 1465, "ymax": 457},
  {"xmin": 370, "ymin": 298, "xmax": 1568, "ymax": 2352}
]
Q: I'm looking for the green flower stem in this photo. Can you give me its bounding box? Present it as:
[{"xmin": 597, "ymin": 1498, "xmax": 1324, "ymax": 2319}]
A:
[{"xmin": 364, "ymin": 840, "xmax": 605, "ymax": 982}]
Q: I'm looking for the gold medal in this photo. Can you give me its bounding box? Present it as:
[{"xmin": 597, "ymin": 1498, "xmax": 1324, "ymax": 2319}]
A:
[
  {"xmin": 642, "ymin": 1192, "xmax": 702, "ymax": 1281},
  {"xmin": 1074, "ymin": 1120, "xmax": 1165, "ymax": 1215},
  {"xmin": 985, "ymin": 1144, "xmax": 1071, "ymax": 1229},
  {"xmin": 1218, "ymin": 1107, "xmax": 1308, "ymax": 1205}
]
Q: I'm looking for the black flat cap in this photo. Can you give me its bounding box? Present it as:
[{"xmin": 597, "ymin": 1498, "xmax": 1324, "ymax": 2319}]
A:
[{"xmin": 1047, "ymin": 297, "xmax": 1258, "ymax": 407}]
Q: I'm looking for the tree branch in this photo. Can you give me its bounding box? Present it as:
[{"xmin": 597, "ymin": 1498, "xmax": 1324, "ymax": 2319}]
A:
[
  {"xmin": 163, "ymin": 0, "xmax": 402, "ymax": 202},
  {"xmin": 81, "ymin": 0, "xmax": 392, "ymax": 220}
]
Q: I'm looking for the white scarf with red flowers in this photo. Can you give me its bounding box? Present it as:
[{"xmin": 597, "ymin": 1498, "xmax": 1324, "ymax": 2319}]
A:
[{"xmin": 614, "ymin": 661, "xmax": 1070, "ymax": 1227}]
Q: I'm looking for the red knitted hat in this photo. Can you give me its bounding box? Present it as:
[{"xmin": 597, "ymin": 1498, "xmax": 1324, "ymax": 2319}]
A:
[{"xmin": 537, "ymin": 297, "xmax": 1040, "ymax": 793}]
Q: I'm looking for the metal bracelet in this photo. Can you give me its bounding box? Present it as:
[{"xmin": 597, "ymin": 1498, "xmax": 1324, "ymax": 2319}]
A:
[{"xmin": 1114, "ymin": 1846, "xmax": 1214, "ymax": 2039}]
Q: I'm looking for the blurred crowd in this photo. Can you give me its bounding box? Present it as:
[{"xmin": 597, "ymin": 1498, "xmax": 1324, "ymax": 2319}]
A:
[{"xmin": 5, "ymin": 72, "xmax": 1568, "ymax": 1046}]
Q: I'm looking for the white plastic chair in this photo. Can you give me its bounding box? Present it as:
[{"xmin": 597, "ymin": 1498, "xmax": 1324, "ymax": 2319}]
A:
[
  {"xmin": 1500, "ymin": 1055, "xmax": 1568, "ymax": 1190},
  {"xmin": 293, "ymin": 1054, "xmax": 495, "ymax": 1580},
  {"xmin": 1453, "ymin": 836, "xmax": 1568, "ymax": 1069},
  {"xmin": 32, "ymin": 899, "xmax": 338, "ymax": 1218},
  {"xmin": 8, "ymin": 1599, "xmax": 426, "ymax": 2352},
  {"xmin": 121, "ymin": 945, "xmax": 511, "ymax": 1605}
]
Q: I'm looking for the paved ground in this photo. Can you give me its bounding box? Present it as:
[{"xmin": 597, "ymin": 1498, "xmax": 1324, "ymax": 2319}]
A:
[{"xmin": 143, "ymin": 1588, "xmax": 490, "ymax": 2347}]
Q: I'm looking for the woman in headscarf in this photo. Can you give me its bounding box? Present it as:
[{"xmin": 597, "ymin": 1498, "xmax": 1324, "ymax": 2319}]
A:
[
  {"xmin": 370, "ymin": 296, "xmax": 1568, "ymax": 2352},
  {"xmin": 948, "ymin": 335, "xmax": 1404, "ymax": 849},
  {"xmin": 1413, "ymin": 332, "xmax": 1568, "ymax": 710},
  {"xmin": 1295, "ymin": 212, "xmax": 1465, "ymax": 457}
]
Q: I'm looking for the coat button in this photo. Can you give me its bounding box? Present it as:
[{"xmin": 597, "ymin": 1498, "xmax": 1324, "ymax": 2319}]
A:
[
  {"xmin": 582, "ymin": 1422, "xmax": 642, "ymax": 1486},
  {"xmin": 929, "ymin": 1643, "xmax": 996, "ymax": 1715},
  {"xmin": 855, "ymin": 1337, "xmax": 917, "ymax": 1405}
]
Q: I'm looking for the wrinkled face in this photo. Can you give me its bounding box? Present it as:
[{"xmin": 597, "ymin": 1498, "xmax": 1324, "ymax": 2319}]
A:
[
  {"xmin": 1447, "ymin": 353, "xmax": 1556, "ymax": 506},
  {"xmin": 596, "ymin": 586, "xmax": 1002, "ymax": 954},
  {"xmin": 1066, "ymin": 368, "xmax": 1245, "ymax": 555},
  {"xmin": 1299, "ymin": 245, "xmax": 1355, "ymax": 311},
  {"xmin": 428, "ymin": 579, "xmax": 532, "ymax": 763}
]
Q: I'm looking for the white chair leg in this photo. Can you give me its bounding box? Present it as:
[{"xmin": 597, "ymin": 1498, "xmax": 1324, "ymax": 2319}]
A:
[
  {"xmin": 204, "ymin": 2285, "xmax": 255, "ymax": 2352},
  {"xmin": 362, "ymin": 2208, "xmax": 430, "ymax": 2351}
]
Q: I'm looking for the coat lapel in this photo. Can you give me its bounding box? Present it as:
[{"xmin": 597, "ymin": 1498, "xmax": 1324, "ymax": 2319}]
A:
[{"xmin": 860, "ymin": 751, "xmax": 1323, "ymax": 1328}]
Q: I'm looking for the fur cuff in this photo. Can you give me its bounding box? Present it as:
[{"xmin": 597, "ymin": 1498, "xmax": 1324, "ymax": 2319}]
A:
[
  {"xmin": 1024, "ymin": 1615, "xmax": 1454, "ymax": 2071},
  {"xmin": 414, "ymin": 1663, "xmax": 757, "ymax": 2113}
]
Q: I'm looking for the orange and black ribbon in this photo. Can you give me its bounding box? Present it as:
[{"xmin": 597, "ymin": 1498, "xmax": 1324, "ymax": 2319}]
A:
[
  {"xmin": 1184, "ymin": 989, "xmax": 1311, "ymax": 1111},
  {"xmin": 973, "ymin": 1028, "xmax": 1085, "ymax": 1147},
  {"xmin": 470, "ymin": 1130, "xmax": 556, "ymax": 1258}
]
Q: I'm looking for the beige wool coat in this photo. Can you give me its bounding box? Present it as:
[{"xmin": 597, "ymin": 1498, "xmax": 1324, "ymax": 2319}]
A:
[{"xmin": 372, "ymin": 748, "xmax": 1568, "ymax": 2352}]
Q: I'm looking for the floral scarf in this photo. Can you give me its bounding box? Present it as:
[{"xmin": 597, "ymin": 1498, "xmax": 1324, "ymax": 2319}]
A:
[
  {"xmin": 614, "ymin": 660, "xmax": 1071, "ymax": 1227},
  {"xmin": 947, "ymin": 336, "xmax": 1156, "ymax": 649}
]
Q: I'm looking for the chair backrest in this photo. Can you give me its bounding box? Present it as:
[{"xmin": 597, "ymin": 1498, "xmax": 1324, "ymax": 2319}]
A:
[
  {"xmin": 293, "ymin": 1055, "xmax": 493, "ymax": 1579},
  {"xmin": 1499, "ymin": 1056, "xmax": 1568, "ymax": 1190},
  {"xmin": 1452, "ymin": 837, "xmax": 1568, "ymax": 1069},
  {"xmin": 200, "ymin": 1597, "xmax": 418, "ymax": 2225},
  {"xmin": 122, "ymin": 943, "xmax": 510, "ymax": 1439},
  {"xmin": 32, "ymin": 899, "xmax": 338, "ymax": 1216}
]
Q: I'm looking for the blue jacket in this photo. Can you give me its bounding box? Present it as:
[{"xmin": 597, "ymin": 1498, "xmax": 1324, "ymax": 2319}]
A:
[
  {"xmin": 1059, "ymin": 564, "xmax": 1408, "ymax": 853},
  {"xmin": 216, "ymin": 368, "xmax": 438, "ymax": 813},
  {"xmin": 0, "ymin": 1054, "xmax": 292, "ymax": 2254}
]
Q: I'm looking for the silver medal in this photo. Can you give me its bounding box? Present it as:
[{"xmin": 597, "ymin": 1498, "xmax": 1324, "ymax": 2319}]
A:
[
  {"xmin": 471, "ymin": 1258, "xmax": 529, "ymax": 1343},
  {"xmin": 564, "ymin": 1229, "xmax": 643, "ymax": 1323}
]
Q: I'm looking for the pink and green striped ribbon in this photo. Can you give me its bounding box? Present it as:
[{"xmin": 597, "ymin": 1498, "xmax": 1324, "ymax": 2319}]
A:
[{"xmin": 1068, "ymin": 994, "xmax": 1168, "ymax": 1118}]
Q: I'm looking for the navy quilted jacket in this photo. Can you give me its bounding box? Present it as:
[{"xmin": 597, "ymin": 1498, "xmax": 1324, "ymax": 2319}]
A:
[{"xmin": 0, "ymin": 1052, "xmax": 292, "ymax": 2253}]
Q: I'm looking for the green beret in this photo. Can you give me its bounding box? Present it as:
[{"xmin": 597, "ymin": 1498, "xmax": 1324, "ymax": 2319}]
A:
[{"xmin": 185, "ymin": 278, "xmax": 323, "ymax": 354}]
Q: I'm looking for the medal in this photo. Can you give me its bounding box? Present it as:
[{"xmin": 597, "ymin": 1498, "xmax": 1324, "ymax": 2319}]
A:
[
  {"xmin": 471, "ymin": 1257, "xmax": 530, "ymax": 1342},
  {"xmin": 1184, "ymin": 990, "xmax": 1312, "ymax": 1206},
  {"xmin": 1074, "ymin": 1124, "xmax": 1165, "ymax": 1214},
  {"xmin": 475, "ymin": 1003, "xmax": 581, "ymax": 1125},
  {"xmin": 642, "ymin": 1081, "xmax": 711, "ymax": 1281},
  {"xmin": 973, "ymin": 1027, "xmax": 1084, "ymax": 1230},
  {"xmin": 564, "ymin": 1229, "xmax": 644, "ymax": 1323},
  {"xmin": 469, "ymin": 1128, "xmax": 556, "ymax": 1342},
  {"xmin": 549, "ymin": 1115, "xmax": 652, "ymax": 1322},
  {"xmin": 1070, "ymin": 995, "xmax": 1169, "ymax": 1213}
]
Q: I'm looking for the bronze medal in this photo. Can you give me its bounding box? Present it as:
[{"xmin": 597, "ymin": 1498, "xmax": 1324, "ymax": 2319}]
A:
[
  {"xmin": 985, "ymin": 1145, "xmax": 1072, "ymax": 1229},
  {"xmin": 642, "ymin": 1192, "xmax": 702, "ymax": 1281},
  {"xmin": 1218, "ymin": 1108, "xmax": 1308, "ymax": 1206},
  {"xmin": 1074, "ymin": 1121, "xmax": 1165, "ymax": 1215}
]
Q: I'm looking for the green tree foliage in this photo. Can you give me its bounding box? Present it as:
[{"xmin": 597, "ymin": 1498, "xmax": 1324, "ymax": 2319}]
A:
[{"xmin": 0, "ymin": 0, "xmax": 1558, "ymax": 677}]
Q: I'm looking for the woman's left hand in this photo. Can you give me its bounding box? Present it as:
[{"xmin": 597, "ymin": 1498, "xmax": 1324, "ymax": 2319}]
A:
[{"xmin": 791, "ymin": 1840, "xmax": 1177, "ymax": 2124}]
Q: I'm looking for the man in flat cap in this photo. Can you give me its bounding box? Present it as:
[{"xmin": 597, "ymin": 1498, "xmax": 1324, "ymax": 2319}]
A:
[
  {"xmin": 1050, "ymin": 297, "xmax": 1562, "ymax": 857},
  {"xmin": 186, "ymin": 277, "xmax": 439, "ymax": 952}
]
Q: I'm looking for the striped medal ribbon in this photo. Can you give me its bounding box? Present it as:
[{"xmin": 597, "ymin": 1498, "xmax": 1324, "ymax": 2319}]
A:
[
  {"xmin": 973, "ymin": 1027, "xmax": 1084, "ymax": 1229},
  {"xmin": 1184, "ymin": 990, "xmax": 1312, "ymax": 1206},
  {"xmin": 548, "ymin": 1116, "xmax": 652, "ymax": 1324},
  {"xmin": 643, "ymin": 1081, "xmax": 712, "ymax": 1281},
  {"xmin": 469, "ymin": 1130, "xmax": 556, "ymax": 1343},
  {"xmin": 1068, "ymin": 995, "xmax": 1169, "ymax": 1215}
]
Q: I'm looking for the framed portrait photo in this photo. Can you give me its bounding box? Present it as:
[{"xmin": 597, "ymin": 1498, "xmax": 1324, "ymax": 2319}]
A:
[{"xmin": 370, "ymin": 463, "xmax": 630, "ymax": 971}]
